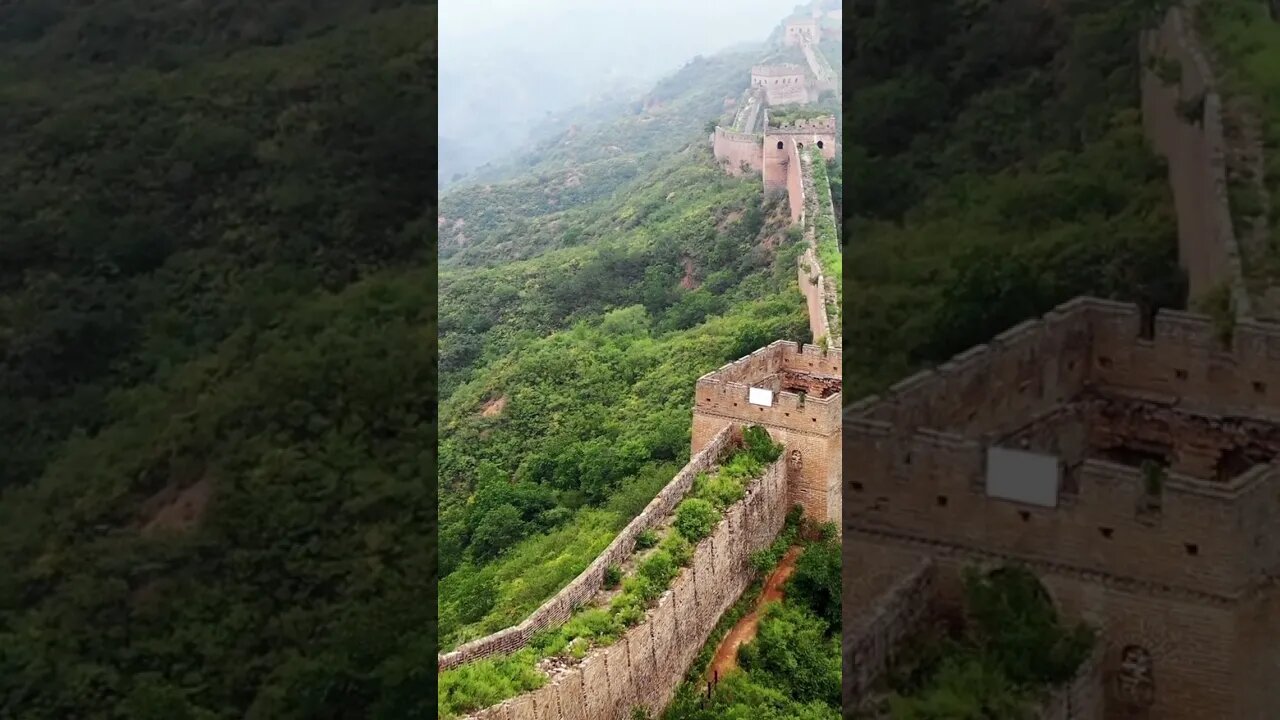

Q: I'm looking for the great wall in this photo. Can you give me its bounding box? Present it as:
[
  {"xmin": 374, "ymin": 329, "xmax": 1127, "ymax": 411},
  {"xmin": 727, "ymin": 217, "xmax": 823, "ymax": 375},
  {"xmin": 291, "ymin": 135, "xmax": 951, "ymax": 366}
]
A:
[
  {"xmin": 841, "ymin": 3, "xmax": 1280, "ymax": 718},
  {"xmin": 439, "ymin": 8, "xmax": 844, "ymax": 719}
]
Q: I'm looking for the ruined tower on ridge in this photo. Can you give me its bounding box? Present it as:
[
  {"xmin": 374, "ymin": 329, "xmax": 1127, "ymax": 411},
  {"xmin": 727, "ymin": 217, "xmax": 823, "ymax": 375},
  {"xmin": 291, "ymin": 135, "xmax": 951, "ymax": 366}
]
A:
[{"xmin": 694, "ymin": 341, "xmax": 842, "ymax": 525}]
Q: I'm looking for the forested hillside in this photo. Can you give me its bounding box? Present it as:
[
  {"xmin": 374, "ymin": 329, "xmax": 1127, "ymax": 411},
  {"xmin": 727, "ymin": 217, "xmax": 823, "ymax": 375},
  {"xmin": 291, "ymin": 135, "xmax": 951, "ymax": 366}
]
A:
[
  {"xmin": 0, "ymin": 3, "xmax": 438, "ymax": 718},
  {"xmin": 437, "ymin": 120, "xmax": 813, "ymax": 650},
  {"xmin": 846, "ymin": 0, "xmax": 1186, "ymax": 398},
  {"xmin": 438, "ymin": 47, "xmax": 767, "ymax": 266}
]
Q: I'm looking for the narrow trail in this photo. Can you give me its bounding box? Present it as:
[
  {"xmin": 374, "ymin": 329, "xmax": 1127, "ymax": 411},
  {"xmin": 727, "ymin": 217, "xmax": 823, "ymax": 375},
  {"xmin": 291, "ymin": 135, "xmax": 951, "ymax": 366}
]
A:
[{"xmin": 706, "ymin": 545, "xmax": 803, "ymax": 683}]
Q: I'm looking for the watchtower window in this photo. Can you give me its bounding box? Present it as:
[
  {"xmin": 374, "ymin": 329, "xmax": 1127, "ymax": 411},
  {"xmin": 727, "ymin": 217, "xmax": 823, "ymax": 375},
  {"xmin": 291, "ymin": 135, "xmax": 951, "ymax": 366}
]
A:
[
  {"xmin": 816, "ymin": 140, "xmax": 824, "ymax": 149},
  {"xmin": 776, "ymin": 141, "xmax": 784, "ymax": 149}
]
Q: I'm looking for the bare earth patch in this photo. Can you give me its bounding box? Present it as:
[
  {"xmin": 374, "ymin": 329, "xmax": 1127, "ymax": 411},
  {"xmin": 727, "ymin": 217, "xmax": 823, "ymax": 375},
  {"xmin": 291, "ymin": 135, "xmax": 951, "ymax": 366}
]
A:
[
  {"xmin": 481, "ymin": 395, "xmax": 508, "ymax": 418},
  {"xmin": 706, "ymin": 545, "xmax": 803, "ymax": 682},
  {"xmin": 140, "ymin": 475, "xmax": 213, "ymax": 535},
  {"xmin": 680, "ymin": 256, "xmax": 699, "ymax": 290},
  {"xmin": 716, "ymin": 210, "xmax": 744, "ymax": 232}
]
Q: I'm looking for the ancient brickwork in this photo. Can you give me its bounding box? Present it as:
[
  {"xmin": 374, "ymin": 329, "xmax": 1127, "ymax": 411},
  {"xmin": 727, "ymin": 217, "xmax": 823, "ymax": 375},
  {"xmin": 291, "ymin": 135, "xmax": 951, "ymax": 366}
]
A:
[
  {"xmin": 845, "ymin": 296, "xmax": 1280, "ymax": 720},
  {"xmin": 1141, "ymin": 4, "xmax": 1251, "ymax": 316},
  {"xmin": 438, "ymin": 426, "xmax": 737, "ymax": 670},
  {"xmin": 712, "ymin": 127, "xmax": 762, "ymax": 177},
  {"xmin": 785, "ymin": 140, "xmax": 805, "ymax": 222},
  {"xmin": 751, "ymin": 63, "xmax": 812, "ymax": 105},
  {"xmin": 841, "ymin": 541, "xmax": 935, "ymax": 711},
  {"xmin": 784, "ymin": 17, "xmax": 819, "ymax": 46},
  {"xmin": 465, "ymin": 453, "xmax": 789, "ymax": 720},
  {"xmin": 798, "ymin": 247, "xmax": 831, "ymax": 343},
  {"xmin": 694, "ymin": 341, "xmax": 841, "ymax": 523},
  {"xmin": 800, "ymin": 39, "xmax": 837, "ymax": 92}
]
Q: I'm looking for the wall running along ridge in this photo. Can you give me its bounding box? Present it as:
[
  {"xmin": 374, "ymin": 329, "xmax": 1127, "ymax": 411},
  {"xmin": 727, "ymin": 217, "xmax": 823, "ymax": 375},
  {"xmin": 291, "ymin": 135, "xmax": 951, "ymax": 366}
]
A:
[
  {"xmin": 465, "ymin": 452, "xmax": 789, "ymax": 720},
  {"xmin": 1140, "ymin": 3, "xmax": 1252, "ymax": 316},
  {"xmin": 438, "ymin": 426, "xmax": 737, "ymax": 671},
  {"xmin": 798, "ymin": 146, "xmax": 840, "ymax": 348},
  {"xmin": 798, "ymin": 247, "xmax": 831, "ymax": 344}
]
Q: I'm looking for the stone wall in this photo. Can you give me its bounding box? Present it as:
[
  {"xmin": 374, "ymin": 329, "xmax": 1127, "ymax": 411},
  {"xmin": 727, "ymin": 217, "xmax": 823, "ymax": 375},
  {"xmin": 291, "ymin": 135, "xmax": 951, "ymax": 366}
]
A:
[
  {"xmin": 864, "ymin": 543, "xmax": 1264, "ymax": 720},
  {"xmin": 785, "ymin": 140, "xmax": 805, "ymax": 223},
  {"xmin": 466, "ymin": 452, "xmax": 789, "ymax": 720},
  {"xmin": 1141, "ymin": 3, "xmax": 1251, "ymax": 315},
  {"xmin": 438, "ymin": 426, "xmax": 737, "ymax": 671},
  {"xmin": 761, "ymin": 132, "xmax": 791, "ymax": 191},
  {"xmin": 841, "ymin": 541, "xmax": 935, "ymax": 713},
  {"xmin": 712, "ymin": 126, "xmax": 763, "ymax": 177},
  {"xmin": 799, "ymin": 147, "xmax": 840, "ymax": 349},
  {"xmin": 800, "ymin": 39, "xmax": 837, "ymax": 92},
  {"xmin": 845, "ymin": 298, "xmax": 1280, "ymax": 601},
  {"xmin": 844, "ymin": 295, "xmax": 1280, "ymax": 720},
  {"xmin": 751, "ymin": 64, "xmax": 811, "ymax": 105},
  {"xmin": 798, "ymin": 247, "xmax": 831, "ymax": 343}
]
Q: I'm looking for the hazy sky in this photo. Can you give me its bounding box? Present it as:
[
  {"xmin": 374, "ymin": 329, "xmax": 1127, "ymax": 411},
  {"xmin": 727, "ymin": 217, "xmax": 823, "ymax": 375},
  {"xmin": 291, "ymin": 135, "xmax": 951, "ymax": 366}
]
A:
[{"xmin": 438, "ymin": 0, "xmax": 803, "ymax": 183}]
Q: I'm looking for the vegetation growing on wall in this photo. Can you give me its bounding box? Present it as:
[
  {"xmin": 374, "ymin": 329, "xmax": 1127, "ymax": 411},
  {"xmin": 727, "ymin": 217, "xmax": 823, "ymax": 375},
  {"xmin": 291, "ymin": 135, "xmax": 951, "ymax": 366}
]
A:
[
  {"xmin": 1195, "ymin": 0, "xmax": 1280, "ymax": 295},
  {"xmin": 863, "ymin": 565, "xmax": 1095, "ymax": 719},
  {"xmin": 438, "ymin": 282, "xmax": 809, "ymax": 651},
  {"xmin": 439, "ymin": 430, "xmax": 783, "ymax": 719},
  {"xmin": 807, "ymin": 146, "xmax": 842, "ymax": 299}
]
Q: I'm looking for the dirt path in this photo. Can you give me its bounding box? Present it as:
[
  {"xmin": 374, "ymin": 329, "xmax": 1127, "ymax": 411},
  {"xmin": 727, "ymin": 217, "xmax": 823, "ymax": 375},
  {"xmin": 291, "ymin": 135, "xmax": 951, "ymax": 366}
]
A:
[{"xmin": 706, "ymin": 545, "xmax": 803, "ymax": 682}]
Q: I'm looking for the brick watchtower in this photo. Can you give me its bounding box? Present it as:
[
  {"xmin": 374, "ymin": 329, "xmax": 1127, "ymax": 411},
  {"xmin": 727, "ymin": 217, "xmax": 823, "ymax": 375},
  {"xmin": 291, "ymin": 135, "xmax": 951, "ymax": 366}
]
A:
[
  {"xmin": 845, "ymin": 297, "xmax": 1280, "ymax": 719},
  {"xmin": 693, "ymin": 340, "xmax": 842, "ymax": 525}
]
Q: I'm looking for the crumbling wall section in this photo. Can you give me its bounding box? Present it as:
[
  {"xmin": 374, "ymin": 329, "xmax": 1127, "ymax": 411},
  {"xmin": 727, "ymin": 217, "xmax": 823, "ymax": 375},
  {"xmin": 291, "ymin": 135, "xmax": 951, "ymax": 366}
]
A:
[
  {"xmin": 467, "ymin": 453, "xmax": 789, "ymax": 720},
  {"xmin": 439, "ymin": 426, "xmax": 737, "ymax": 670},
  {"xmin": 1141, "ymin": 4, "xmax": 1250, "ymax": 315},
  {"xmin": 841, "ymin": 541, "xmax": 935, "ymax": 711}
]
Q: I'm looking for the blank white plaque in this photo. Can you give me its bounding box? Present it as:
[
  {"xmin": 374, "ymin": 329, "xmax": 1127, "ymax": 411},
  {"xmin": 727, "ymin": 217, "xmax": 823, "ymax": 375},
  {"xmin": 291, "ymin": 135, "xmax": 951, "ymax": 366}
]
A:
[
  {"xmin": 986, "ymin": 446, "xmax": 1060, "ymax": 508},
  {"xmin": 748, "ymin": 387, "xmax": 774, "ymax": 407}
]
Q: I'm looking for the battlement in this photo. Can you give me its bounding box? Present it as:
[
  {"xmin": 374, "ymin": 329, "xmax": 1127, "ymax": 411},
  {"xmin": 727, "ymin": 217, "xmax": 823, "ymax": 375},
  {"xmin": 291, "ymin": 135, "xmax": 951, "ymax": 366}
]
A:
[
  {"xmin": 696, "ymin": 340, "xmax": 841, "ymax": 391},
  {"xmin": 845, "ymin": 296, "xmax": 1280, "ymax": 600},
  {"xmin": 766, "ymin": 116, "xmax": 837, "ymax": 133},
  {"xmin": 847, "ymin": 297, "xmax": 1280, "ymax": 432},
  {"xmin": 751, "ymin": 63, "xmax": 806, "ymax": 78},
  {"xmin": 701, "ymin": 338, "xmax": 839, "ymax": 435},
  {"xmin": 713, "ymin": 126, "xmax": 761, "ymax": 144},
  {"xmin": 784, "ymin": 17, "xmax": 819, "ymax": 46}
]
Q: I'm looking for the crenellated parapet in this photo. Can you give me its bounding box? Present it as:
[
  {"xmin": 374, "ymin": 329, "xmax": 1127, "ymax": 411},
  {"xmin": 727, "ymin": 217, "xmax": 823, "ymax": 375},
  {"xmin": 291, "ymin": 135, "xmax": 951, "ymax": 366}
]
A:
[
  {"xmin": 767, "ymin": 116, "xmax": 837, "ymax": 133},
  {"xmin": 846, "ymin": 297, "xmax": 1280, "ymax": 602}
]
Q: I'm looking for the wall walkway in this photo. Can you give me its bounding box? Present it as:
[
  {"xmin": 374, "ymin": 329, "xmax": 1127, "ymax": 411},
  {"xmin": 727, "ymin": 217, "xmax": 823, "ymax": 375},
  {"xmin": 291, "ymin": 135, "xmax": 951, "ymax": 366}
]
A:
[
  {"xmin": 438, "ymin": 426, "xmax": 737, "ymax": 671},
  {"xmin": 466, "ymin": 450, "xmax": 789, "ymax": 720}
]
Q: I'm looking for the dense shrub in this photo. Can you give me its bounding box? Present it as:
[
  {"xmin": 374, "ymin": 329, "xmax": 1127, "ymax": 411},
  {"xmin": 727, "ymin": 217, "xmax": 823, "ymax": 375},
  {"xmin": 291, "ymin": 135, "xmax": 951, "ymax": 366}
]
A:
[{"xmin": 674, "ymin": 498, "xmax": 720, "ymax": 541}]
